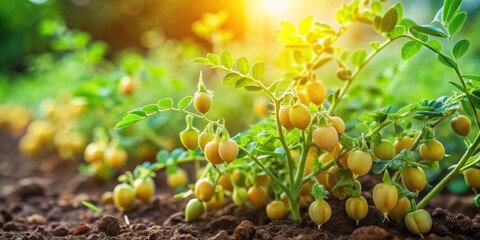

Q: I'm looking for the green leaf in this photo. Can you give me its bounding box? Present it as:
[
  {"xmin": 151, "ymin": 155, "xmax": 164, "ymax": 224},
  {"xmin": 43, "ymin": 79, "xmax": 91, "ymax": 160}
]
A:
[
  {"xmin": 244, "ymin": 85, "xmax": 262, "ymax": 91},
  {"xmin": 448, "ymin": 12, "xmax": 467, "ymax": 36},
  {"xmin": 391, "ymin": 25, "xmax": 406, "ymax": 38},
  {"xmin": 442, "ymin": 0, "xmax": 462, "ymax": 23},
  {"xmin": 298, "ymin": 16, "xmax": 313, "ymax": 35},
  {"xmin": 370, "ymin": 41, "xmax": 381, "ymax": 50},
  {"xmin": 394, "ymin": 3, "xmax": 404, "ymax": 22},
  {"xmin": 436, "ymin": 54, "xmax": 458, "ymax": 69},
  {"xmin": 156, "ymin": 150, "xmax": 169, "ymax": 163},
  {"xmin": 191, "ymin": 57, "xmax": 211, "ymax": 65},
  {"xmin": 222, "ymin": 72, "xmax": 242, "ymax": 85},
  {"xmin": 380, "ymin": 7, "xmax": 398, "ymax": 32},
  {"xmin": 207, "ymin": 53, "xmax": 220, "ymax": 65},
  {"xmin": 220, "ymin": 50, "xmax": 233, "ymax": 68},
  {"xmin": 82, "ymin": 201, "xmax": 102, "ymax": 214},
  {"xmin": 448, "ymin": 81, "xmax": 465, "ymax": 92},
  {"xmin": 452, "ymin": 39, "xmax": 469, "ymax": 59},
  {"xmin": 292, "ymin": 50, "xmax": 305, "ymax": 64},
  {"xmin": 235, "ymin": 78, "xmax": 251, "ymax": 88},
  {"xmin": 351, "ymin": 50, "xmax": 367, "ymax": 66},
  {"xmin": 251, "ymin": 62, "xmax": 265, "ymax": 80},
  {"xmin": 373, "ymin": 16, "xmax": 382, "ymax": 32},
  {"xmin": 141, "ymin": 104, "xmax": 158, "ymax": 114},
  {"xmin": 427, "ymin": 40, "xmax": 443, "ymax": 52},
  {"xmin": 281, "ymin": 21, "xmax": 296, "ymax": 33},
  {"xmin": 474, "ymin": 194, "xmax": 480, "ymax": 207},
  {"xmin": 313, "ymin": 57, "xmax": 333, "ymax": 70},
  {"xmin": 129, "ymin": 109, "xmax": 147, "ymax": 117},
  {"xmin": 115, "ymin": 114, "xmax": 144, "ymax": 129},
  {"xmin": 177, "ymin": 96, "xmax": 193, "ymax": 109},
  {"xmin": 311, "ymin": 182, "xmax": 328, "ymax": 200},
  {"xmin": 410, "ymin": 25, "xmax": 447, "ymax": 38},
  {"xmin": 463, "ymin": 74, "xmax": 480, "ymax": 81},
  {"xmin": 372, "ymin": 160, "xmax": 390, "ymax": 174},
  {"xmin": 157, "ymin": 98, "xmax": 173, "ymax": 109},
  {"xmin": 400, "ymin": 41, "xmax": 422, "ymax": 60},
  {"xmin": 236, "ymin": 57, "xmax": 250, "ymax": 75},
  {"xmin": 371, "ymin": 0, "xmax": 382, "ymax": 14}
]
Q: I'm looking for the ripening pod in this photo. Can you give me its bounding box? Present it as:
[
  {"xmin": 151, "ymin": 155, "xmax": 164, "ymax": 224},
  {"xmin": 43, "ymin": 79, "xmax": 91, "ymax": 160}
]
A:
[
  {"xmin": 295, "ymin": 86, "xmax": 310, "ymax": 105},
  {"xmin": 253, "ymin": 98, "xmax": 269, "ymax": 117},
  {"xmin": 104, "ymin": 146, "xmax": 128, "ymax": 169},
  {"xmin": 402, "ymin": 167, "xmax": 426, "ymax": 193},
  {"xmin": 113, "ymin": 183, "xmax": 136, "ymax": 212},
  {"xmin": 372, "ymin": 183, "xmax": 398, "ymax": 219},
  {"xmin": 185, "ymin": 198, "xmax": 205, "ymax": 222},
  {"xmin": 463, "ymin": 168, "xmax": 480, "ymax": 189},
  {"xmin": 266, "ymin": 200, "xmax": 288, "ymax": 220},
  {"xmin": 194, "ymin": 92, "xmax": 211, "ymax": 114},
  {"xmin": 279, "ymin": 106, "xmax": 294, "ymax": 131},
  {"xmin": 167, "ymin": 168, "xmax": 189, "ymax": 189},
  {"xmin": 288, "ymin": 104, "xmax": 311, "ymax": 130},
  {"xmin": 198, "ymin": 131, "xmax": 214, "ymax": 152},
  {"xmin": 451, "ymin": 115, "xmax": 471, "ymax": 137},
  {"xmin": 247, "ymin": 185, "xmax": 268, "ymax": 209},
  {"xmin": 119, "ymin": 76, "xmax": 135, "ymax": 96},
  {"xmin": 305, "ymin": 80, "xmax": 327, "ymax": 105},
  {"xmin": 419, "ymin": 139, "xmax": 445, "ymax": 162},
  {"xmin": 19, "ymin": 134, "xmax": 41, "ymax": 157},
  {"xmin": 194, "ymin": 178, "xmax": 215, "ymax": 202},
  {"xmin": 313, "ymin": 125, "xmax": 339, "ymax": 150},
  {"xmin": 347, "ymin": 150, "xmax": 372, "ymax": 178},
  {"xmin": 218, "ymin": 175, "xmax": 233, "ymax": 192},
  {"xmin": 405, "ymin": 209, "xmax": 432, "ymax": 238},
  {"xmin": 373, "ymin": 139, "xmax": 396, "ymax": 160},
  {"xmin": 329, "ymin": 116, "xmax": 345, "ymax": 135},
  {"xmin": 204, "ymin": 141, "xmax": 224, "ymax": 165},
  {"xmin": 84, "ymin": 142, "xmax": 106, "ymax": 163},
  {"xmin": 394, "ymin": 137, "xmax": 414, "ymax": 154},
  {"xmin": 389, "ymin": 197, "xmax": 411, "ymax": 223},
  {"xmin": 309, "ymin": 200, "xmax": 331, "ymax": 228},
  {"xmin": 218, "ymin": 139, "xmax": 239, "ymax": 163},
  {"xmin": 133, "ymin": 177, "xmax": 155, "ymax": 204},
  {"xmin": 180, "ymin": 128, "xmax": 200, "ymax": 151},
  {"xmin": 345, "ymin": 196, "xmax": 368, "ymax": 225}
]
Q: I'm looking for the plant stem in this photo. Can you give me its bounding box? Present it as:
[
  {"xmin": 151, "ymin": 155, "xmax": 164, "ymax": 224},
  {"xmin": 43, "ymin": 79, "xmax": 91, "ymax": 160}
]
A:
[
  {"xmin": 294, "ymin": 131, "xmax": 313, "ymax": 189},
  {"xmin": 401, "ymin": 35, "xmax": 480, "ymax": 127},
  {"xmin": 329, "ymin": 38, "xmax": 395, "ymax": 115},
  {"xmin": 417, "ymin": 133, "xmax": 480, "ymax": 209}
]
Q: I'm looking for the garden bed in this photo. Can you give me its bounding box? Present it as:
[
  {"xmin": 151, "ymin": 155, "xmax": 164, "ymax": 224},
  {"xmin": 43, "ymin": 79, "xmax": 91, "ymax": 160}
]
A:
[{"xmin": 1, "ymin": 133, "xmax": 479, "ymax": 240}]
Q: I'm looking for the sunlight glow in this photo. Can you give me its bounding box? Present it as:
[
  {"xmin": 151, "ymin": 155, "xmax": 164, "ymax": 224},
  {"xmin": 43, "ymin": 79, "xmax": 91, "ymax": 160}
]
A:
[{"xmin": 262, "ymin": 0, "xmax": 289, "ymax": 16}]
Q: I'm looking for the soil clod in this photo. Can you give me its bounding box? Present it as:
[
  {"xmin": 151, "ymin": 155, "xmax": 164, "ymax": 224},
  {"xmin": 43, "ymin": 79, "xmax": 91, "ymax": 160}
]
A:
[{"xmin": 97, "ymin": 215, "xmax": 121, "ymax": 236}]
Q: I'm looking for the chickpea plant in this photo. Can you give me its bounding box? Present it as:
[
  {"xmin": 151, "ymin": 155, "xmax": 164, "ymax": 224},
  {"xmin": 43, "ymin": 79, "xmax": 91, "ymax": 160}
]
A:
[{"xmin": 112, "ymin": 0, "xmax": 480, "ymax": 237}]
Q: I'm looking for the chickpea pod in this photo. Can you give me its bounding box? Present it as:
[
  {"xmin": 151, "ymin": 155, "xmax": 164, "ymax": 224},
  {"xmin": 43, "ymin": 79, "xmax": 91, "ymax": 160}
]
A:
[
  {"xmin": 266, "ymin": 200, "xmax": 288, "ymax": 220},
  {"xmin": 373, "ymin": 183, "xmax": 398, "ymax": 219},
  {"xmin": 347, "ymin": 150, "xmax": 372, "ymax": 178},
  {"xmin": 402, "ymin": 167, "xmax": 426, "ymax": 193},
  {"xmin": 405, "ymin": 209, "xmax": 432, "ymax": 238},
  {"xmin": 194, "ymin": 178, "xmax": 215, "ymax": 202},
  {"xmin": 313, "ymin": 125, "xmax": 339, "ymax": 150},
  {"xmin": 345, "ymin": 196, "xmax": 368, "ymax": 225},
  {"xmin": 288, "ymin": 103, "xmax": 311, "ymax": 130}
]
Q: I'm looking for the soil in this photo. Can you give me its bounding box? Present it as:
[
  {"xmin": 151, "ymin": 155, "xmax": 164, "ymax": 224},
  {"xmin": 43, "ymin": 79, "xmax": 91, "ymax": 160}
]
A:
[{"xmin": 1, "ymin": 132, "xmax": 480, "ymax": 240}]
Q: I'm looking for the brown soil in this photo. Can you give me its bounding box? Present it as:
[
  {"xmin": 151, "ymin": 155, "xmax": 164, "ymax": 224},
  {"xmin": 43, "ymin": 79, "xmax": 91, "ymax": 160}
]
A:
[{"xmin": 1, "ymin": 132, "xmax": 479, "ymax": 240}]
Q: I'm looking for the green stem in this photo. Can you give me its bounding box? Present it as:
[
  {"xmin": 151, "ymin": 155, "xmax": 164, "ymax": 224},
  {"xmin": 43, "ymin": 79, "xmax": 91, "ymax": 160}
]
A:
[
  {"xmin": 417, "ymin": 133, "xmax": 480, "ymax": 209},
  {"xmin": 301, "ymin": 160, "xmax": 334, "ymax": 186},
  {"xmin": 294, "ymin": 130, "xmax": 314, "ymax": 189},
  {"xmin": 329, "ymin": 38, "xmax": 395, "ymax": 115},
  {"xmin": 401, "ymin": 35, "xmax": 480, "ymax": 127}
]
